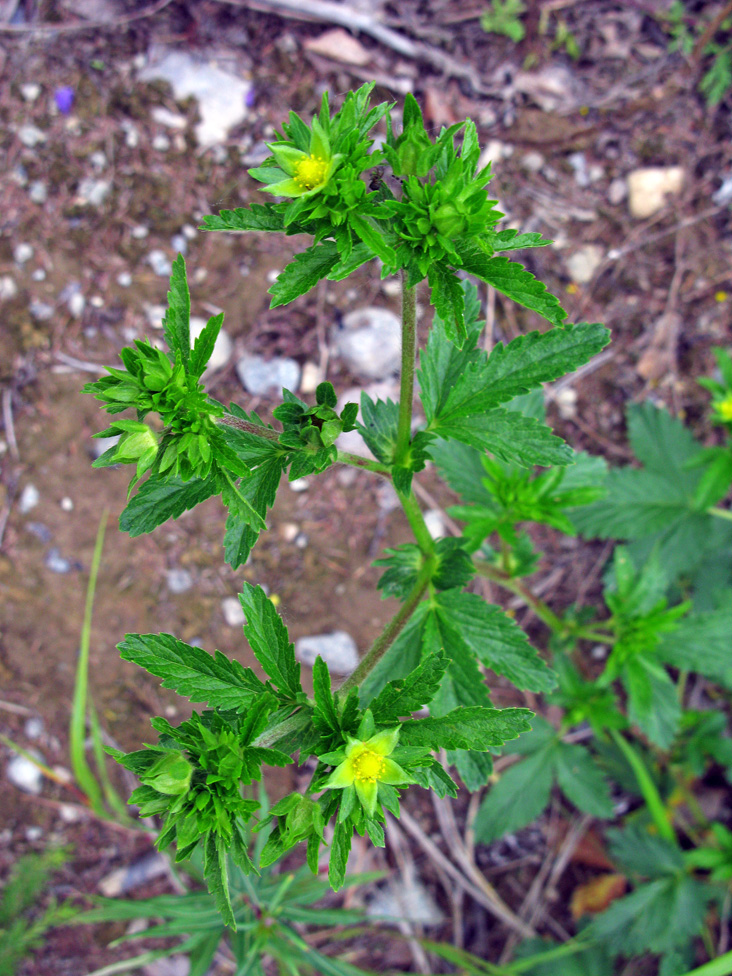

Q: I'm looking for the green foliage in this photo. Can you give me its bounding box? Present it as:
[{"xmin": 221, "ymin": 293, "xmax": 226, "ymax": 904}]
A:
[
  {"xmin": 659, "ymin": 2, "xmax": 732, "ymax": 106},
  {"xmin": 481, "ymin": 0, "xmax": 527, "ymax": 42}
]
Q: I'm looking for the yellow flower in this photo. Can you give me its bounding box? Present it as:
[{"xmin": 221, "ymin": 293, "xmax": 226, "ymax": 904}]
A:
[
  {"xmin": 717, "ymin": 394, "xmax": 732, "ymax": 422},
  {"xmin": 250, "ymin": 118, "xmax": 342, "ymax": 199},
  {"xmin": 324, "ymin": 728, "xmax": 412, "ymax": 817}
]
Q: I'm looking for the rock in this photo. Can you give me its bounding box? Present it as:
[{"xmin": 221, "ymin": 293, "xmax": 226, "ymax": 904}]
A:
[
  {"xmin": 171, "ymin": 233, "xmax": 187, "ymax": 255},
  {"xmin": 567, "ymin": 151, "xmax": 589, "ymax": 187},
  {"xmin": 98, "ymin": 852, "xmax": 169, "ymax": 897},
  {"xmin": 131, "ymin": 224, "xmax": 149, "ymax": 239},
  {"xmin": 20, "ymin": 82, "xmax": 41, "ymax": 102},
  {"xmin": 122, "ymin": 120, "xmax": 140, "ymax": 147},
  {"xmin": 295, "ymin": 631, "xmax": 359, "ymax": 675},
  {"xmin": 424, "ymin": 509, "xmax": 447, "ymax": 540},
  {"xmin": 222, "ymin": 596, "xmax": 246, "ymax": 627},
  {"xmin": 521, "ymin": 151, "xmax": 545, "ymax": 174},
  {"xmin": 235, "ymin": 353, "xmax": 301, "ymax": 396},
  {"xmin": 0, "ymin": 276, "xmax": 18, "ymax": 300},
  {"xmin": 147, "ymin": 250, "xmax": 172, "ymax": 277},
  {"xmin": 288, "ymin": 477, "xmax": 310, "ymax": 493},
  {"xmin": 7, "ymin": 754, "xmax": 43, "ymax": 795},
  {"xmin": 607, "ymin": 177, "xmax": 627, "ymax": 205},
  {"xmin": 627, "ymin": 167, "xmax": 684, "ymax": 219},
  {"xmin": 555, "ymin": 386, "xmax": 577, "ymax": 420},
  {"xmin": 376, "ymin": 483, "xmax": 400, "ymax": 513},
  {"xmin": 76, "ymin": 178, "xmax": 111, "ymax": 207},
  {"xmin": 152, "ymin": 133, "xmax": 171, "ymax": 152},
  {"xmin": 14, "ymin": 242, "xmax": 33, "ymax": 264},
  {"xmin": 25, "ymin": 826, "xmax": 43, "ymax": 842},
  {"xmin": 713, "ymin": 173, "xmax": 732, "ymax": 206},
  {"xmin": 182, "ymin": 224, "xmax": 197, "ymax": 240},
  {"xmin": 144, "ymin": 303, "xmax": 166, "ymax": 328},
  {"xmin": 29, "ymin": 300, "xmax": 53, "ymax": 321},
  {"xmin": 116, "ymin": 271, "xmax": 132, "ymax": 287},
  {"xmin": 143, "ymin": 957, "xmax": 190, "ymax": 976},
  {"xmin": 566, "ymin": 245, "xmax": 604, "ymax": 285},
  {"xmin": 26, "ymin": 522, "xmax": 52, "ymax": 543},
  {"xmin": 31, "ymin": 269, "xmax": 46, "ymax": 282},
  {"xmin": 368, "ymin": 875, "xmax": 445, "ymax": 926},
  {"xmin": 68, "ymin": 291, "xmax": 86, "ymax": 318},
  {"xmin": 151, "ymin": 106, "xmax": 187, "ymax": 129},
  {"xmin": 90, "ymin": 434, "xmax": 120, "ymax": 459},
  {"xmin": 18, "ymin": 124, "xmax": 46, "ymax": 147},
  {"xmin": 299, "ymin": 361, "xmax": 324, "ymax": 394},
  {"xmin": 138, "ymin": 49, "xmax": 253, "ymax": 147},
  {"xmin": 304, "ymin": 28, "xmax": 372, "ymax": 66},
  {"xmin": 190, "ymin": 317, "xmax": 232, "ymax": 371},
  {"xmin": 45, "ymin": 549, "xmax": 71, "ymax": 574},
  {"xmin": 29, "ymin": 180, "xmax": 47, "ymax": 204},
  {"xmin": 279, "ymin": 522, "xmax": 299, "ymax": 542},
  {"xmin": 512, "ymin": 65, "xmax": 576, "ymax": 112},
  {"xmin": 167, "ymin": 568, "xmax": 192, "ymax": 594},
  {"xmin": 89, "ymin": 150, "xmax": 107, "ymax": 171},
  {"xmin": 19, "ymin": 483, "xmax": 40, "ymax": 513},
  {"xmin": 334, "ymin": 307, "xmax": 401, "ymax": 379},
  {"xmin": 60, "ymin": 496, "xmax": 74, "ymax": 511},
  {"xmin": 24, "ymin": 717, "xmax": 44, "ymax": 739}
]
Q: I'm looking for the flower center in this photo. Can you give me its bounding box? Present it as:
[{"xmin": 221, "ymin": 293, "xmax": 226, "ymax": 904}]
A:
[
  {"xmin": 719, "ymin": 395, "xmax": 732, "ymax": 421},
  {"xmin": 351, "ymin": 749, "xmax": 386, "ymax": 783},
  {"xmin": 294, "ymin": 154, "xmax": 328, "ymax": 189}
]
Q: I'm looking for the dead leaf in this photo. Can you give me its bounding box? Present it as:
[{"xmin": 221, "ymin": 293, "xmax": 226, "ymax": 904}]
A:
[
  {"xmin": 571, "ymin": 873, "xmax": 627, "ymax": 919},
  {"xmin": 567, "ymin": 825, "xmax": 615, "ymax": 869},
  {"xmin": 424, "ymin": 85, "xmax": 458, "ymax": 128},
  {"xmin": 304, "ymin": 29, "xmax": 371, "ymax": 67},
  {"xmin": 636, "ymin": 312, "xmax": 681, "ymax": 382}
]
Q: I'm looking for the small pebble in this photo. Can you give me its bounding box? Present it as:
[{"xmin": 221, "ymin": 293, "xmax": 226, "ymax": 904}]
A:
[
  {"xmin": 151, "ymin": 106, "xmax": 187, "ymax": 129},
  {"xmin": 60, "ymin": 496, "xmax": 73, "ymax": 511},
  {"xmin": 11, "ymin": 164, "xmax": 28, "ymax": 187},
  {"xmin": 189, "ymin": 317, "xmax": 232, "ymax": 371},
  {"xmin": 31, "ymin": 269, "xmax": 46, "ymax": 282},
  {"xmin": 14, "ymin": 243, "xmax": 33, "ymax": 264},
  {"xmin": 131, "ymin": 224, "xmax": 149, "ymax": 239},
  {"xmin": 18, "ymin": 124, "xmax": 46, "ymax": 148},
  {"xmin": 221, "ymin": 596, "xmax": 246, "ymax": 628},
  {"xmin": 266, "ymin": 268, "xmax": 281, "ymax": 284},
  {"xmin": 295, "ymin": 631, "xmax": 359, "ymax": 674},
  {"xmin": 171, "ymin": 233, "xmax": 187, "ymax": 255},
  {"xmin": 122, "ymin": 121, "xmax": 139, "ymax": 148},
  {"xmin": 0, "ymin": 276, "xmax": 18, "ymax": 300},
  {"xmin": 99, "ymin": 852, "xmax": 169, "ymax": 897},
  {"xmin": 299, "ymin": 361, "xmax": 324, "ymax": 394},
  {"xmin": 567, "ymin": 151, "xmax": 589, "ymax": 187},
  {"xmin": 521, "ymin": 151, "xmax": 545, "ymax": 173},
  {"xmin": 144, "ymin": 303, "xmax": 167, "ymax": 328},
  {"xmin": 30, "ymin": 300, "xmax": 54, "ymax": 321},
  {"xmin": 68, "ymin": 292, "xmax": 86, "ymax": 318},
  {"xmin": 59, "ymin": 804, "xmax": 81, "ymax": 823},
  {"xmin": 166, "ymin": 568, "xmax": 192, "ymax": 594},
  {"xmin": 335, "ymin": 307, "xmax": 401, "ymax": 380},
  {"xmin": 280, "ymin": 522, "xmax": 299, "ymax": 542},
  {"xmin": 26, "ymin": 522, "xmax": 52, "ymax": 543},
  {"xmin": 182, "ymin": 224, "xmax": 197, "ymax": 240},
  {"xmin": 289, "ymin": 477, "xmax": 310, "ymax": 493},
  {"xmin": 89, "ymin": 150, "xmax": 107, "ymax": 171},
  {"xmin": 19, "ymin": 483, "xmax": 40, "ymax": 513},
  {"xmin": 20, "ymin": 82, "xmax": 41, "ymax": 102},
  {"xmin": 89, "ymin": 295, "xmax": 104, "ymax": 308},
  {"xmin": 7, "ymin": 754, "xmax": 44, "ymax": 795},
  {"xmin": 24, "ymin": 717, "xmax": 44, "ymax": 739},
  {"xmin": 117, "ymin": 271, "xmax": 132, "ymax": 287},
  {"xmin": 25, "ymin": 826, "xmax": 43, "ymax": 842},
  {"xmin": 29, "ymin": 180, "xmax": 48, "ymax": 204},
  {"xmin": 235, "ymin": 353, "xmax": 301, "ymax": 397},
  {"xmin": 90, "ymin": 434, "xmax": 120, "ymax": 460},
  {"xmin": 381, "ymin": 278, "xmax": 401, "ymax": 298},
  {"xmin": 147, "ymin": 250, "xmax": 172, "ymax": 277},
  {"xmin": 607, "ymin": 177, "xmax": 627, "ymax": 205},
  {"xmin": 45, "ymin": 549, "xmax": 71, "ymax": 574},
  {"xmin": 152, "ymin": 133, "xmax": 171, "ymax": 152},
  {"xmin": 76, "ymin": 178, "xmax": 111, "ymax": 207},
  {"xmin": 295, "ymin": 532, "xmax": 308, "ymax": 549},
  {"xmin": 424, "ymin": 509, "xmax": 447, "ymax": 540}
]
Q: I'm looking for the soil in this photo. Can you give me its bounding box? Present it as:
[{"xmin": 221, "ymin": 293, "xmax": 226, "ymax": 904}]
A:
[{"xmin": 0, "ymin": 1, "xmax": 730, "ymax": 973}]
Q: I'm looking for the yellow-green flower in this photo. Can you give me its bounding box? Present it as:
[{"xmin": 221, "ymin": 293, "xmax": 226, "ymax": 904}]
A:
[
  {"xmin": 252, "ymin": 118, "xmax": 342, "ymax": 198},
  {"xmin": 324, "ymin": 728, "xmax": 413, "ymax": 817},
  {"xmin": 715, "ymin": 394, "xmax": 732, "ymax": 422}
]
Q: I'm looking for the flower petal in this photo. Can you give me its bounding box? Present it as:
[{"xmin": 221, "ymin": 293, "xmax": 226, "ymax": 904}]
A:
[
  {"xmin": 259, "ymin": 177, "xmax": 305, "ymax": 198},
  {"xmin": 367, "ymin": 727, "xmax": 400, "ymax": 756},
  {"xmin": 269, "ymin": 143, "xmax": 307, "ymax": 175},
  {"xmin": 325, "ymin": 760, "xmax": 355, "ymax": 789},
  {"xmin": 379, "ymin": 758, "xmax": 414, "ymax": 786},
  {"xmin": 309, "ymin": 118, "xmax": 331, "ymax": 160},
  {"xmin": 355, "ymin": 778, "xmax": 378, "ymax": 817}
]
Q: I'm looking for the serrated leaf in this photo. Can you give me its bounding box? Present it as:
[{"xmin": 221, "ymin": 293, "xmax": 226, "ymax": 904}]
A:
[
  {"xmin": 628, "ymin": 402, "xmax": 702, "ymax": 481},
  {"xmin": 202, "ymin": 833, "xmax": 234, "ymax": 928},
  {"xmin": 190, "ymin": 313, "xmax": 223, "ymax": 378},
  {"xmin": 658, "ymin": 607, "xmax": 732, "ymax": 683},
  {"xmin": 313, "ymin": 656, "xmax": 339, "ymax": 733},
  {"xmin": 326, "ymin": 242, "xmax": 374, "ymax": 281},
  {"xmin": 607, "ymin": 826, "xmax": 683, "ymax": 879},
  {"xmin": 349, "ymin": 213, "xmax": 396, "ymax": 266},
  {"xmin": 418, "ymin": 294, "xmax": 483, "ymax": 423},
  {"xmin": 473, "ymin": 743, "xmax": 557, "ymax": 842},
  {"xmin": 489, "ymin": 229, "xmax": 553, "ymax": 251},
  {"xmin": 118, "ymin": 633, "xmax": 265, "ymax": 710},
  {"xmin": 238, "ymin": 583, "xmax": 301, "ymax": 701},
  {"xmin": 398, "ymin": 704, "xmax": 533, "ymax": 751},
  {"xmin": 269, "ymin": 242, "xmax": 340, "ymax": 308},
  {"xmin": 120, "ymin": 474, "xmax": 220, "ymax": 537},
  {"xmin": 222, "ymin": 457, "xmax": 285, "ymax": 569},
  {"xmin": 428, "ymin": 264, "xmax": 466, "ymax": 347},
  {"xmin": 200, "ymin": 205, "xmax": 286, "ymax": 233},
  {"xmin": 329, "ymin": 821, "xmax": 352, "ymax": 891},
  {"xmin": 624, "ymin": 656, "xmax": 681, "ymax": 750},
  {"xmin": 554, "ymin": 742, "xmax": 614, "ymax": 818},
  {"xmin": 432, "ymin": 589, "xmax": 556, "ymax": 692},
  {"xmin": 370, "ymin": 652, "xmax": 448, "ymax": 722},
  {"xmin": 432, "ymin": 407, "xmax": 573, "ymax": 467},
  {"xmin": 456, "ymin": 244, "xmax": 567, "ymax": 326},
  {"xmin": 428, "ymin": 438, "xmax": 493, "ymax": 505},
  {"xmin": 358, "ymin": 603, "xmax": 428, "ymax": 706},
  {"xmin": 358, "ymin": 394, "xmax": 398, "ymax": 464},
  {"xmin": 162, "ymin": 254, "xmax": 190, "ymax": 369}
]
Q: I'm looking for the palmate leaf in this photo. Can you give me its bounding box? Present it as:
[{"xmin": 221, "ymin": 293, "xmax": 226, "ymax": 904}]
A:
[
  {"xmin": 200, "ymin": 204, "xmax": 286, "ymax": 233},
  {"xmin": 474, "ymin": 743, "xmax": 557, "ymax": 842},
  {"xmin": 370, "ymin": 652, "xmax": 448, "ymax": 722},
  {"xmin": 118, "ymin": 633, "xmax": 266, "ymax": 710},
  {"xmin": 427, "ymin": 264, "xmax": 467, "ymax": 347},
  {"xmin": 554, "ymin": 742, "xmax": 614, "ymax": 818},
  {"xmin": 162, "ymin": 254, "xmax": 191, "ymax": 370},
  {"xmin": 358, "ymin": 393, "xmax": 398, "ymax": 464},
  {"xmin": 269, "ymin": 241, "xmax": 340, "ymax": 308},
  {"xmin": 658, "ymin": 606, "xmax": 732, "ymax": 684},
  {"xmin": 238, "ymin": 583, "xmax": 302, "ymax": 702},
  {"xmin": 398, "ymin": 704, "xmax": 532, "ymax": 751},
  {"xmin": 623, "ymin": 656, "xmax": 681, "ymax": 750},
  {"xmin": 119, "ymin": 473, "xmax": 221, "ymax": 537},
  {"xmin": 431, "ymin": 407, "xmax": 573, "ymax": 468}
]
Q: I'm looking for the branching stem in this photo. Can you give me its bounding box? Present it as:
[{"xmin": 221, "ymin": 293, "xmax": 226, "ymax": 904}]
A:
[{"xmin": 395, "ymin": 270, "xmax": 417, "ymax": 466}]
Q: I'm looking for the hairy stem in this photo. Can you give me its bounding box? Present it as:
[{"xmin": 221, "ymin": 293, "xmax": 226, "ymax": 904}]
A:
[
  {"xmin": 335, "ymin": 450, "xmax": 391, "ymax": 476},
  {"xmin": 395, "ymin": 270, "xmax": 417, "ymax": 466},
  {"xmin": 401, "ymin": 489, "xmax": 436, "ymax": 555},
  {"xmin": 219, "ymin": 414, "xmax": 281, "ymax": 440},
  {"xmin": 339, "ymin": 564, "xmax": 434, "ymax": 694}
]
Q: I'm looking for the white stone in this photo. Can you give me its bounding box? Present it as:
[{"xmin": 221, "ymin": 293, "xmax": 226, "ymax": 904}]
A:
[
  {"xmin": 7, "ymin": 754, "xmax": 43, "ymax": 795},
  {"xmin": 299, "ymin": 361, "xmax": 324, "ymax": 394},
  {"xmin": 627, "ymin": 167, "xmax": 684, "ymax": 219},
  {"xmin": 19, "ymin": 483, "xmax": 40, "ymax": 513},
  {"xmin": 14, "ymin": 243, "xmax": 33, "ymax": 264},
  {"xmin": 566, "ymin": 245, "xmax": 604, "ymax": 285},
  {"xmin": 24, "ymin": 717, "xmax": 44, "ymax": 739},
  {"xmin": 171, "ymin": 233, "xmax": 187, "ymax": 255},
  {"xmin": 60, "ymin": 496, "xmax": 74, "ymax": 511},
  {"xmin": 295, "ymin": 631, "xmax": 359, "ymax": 675},
  {"xmin": 368, "ymin": 876, "xmax": 444, "ymax": 926},
  {"xmin": 152, "ymin": 133, "xmax": 171, "ymax": 152},
  {"xmin": 26, "ymin": 826, "xmax": 43, "ymax": 841},
  {"xmin": 567, "ymin": 151, "xmax": 589, "ymax": 187},
  {"xmin": 182, "ymin": 224, "xmax": 197, "ymax": 240},
  {"xmin": 607, "ymin": 177, "xmax": 627, "ymax": 205},
  {"xmin": 713, "ymin": 173, "xmax": 732, "ymax": 206},
  {"xmin": 0, "ymin": 276, "xmax": 18, "ymax": 300},
  {"xmin": 131, "ymin": 224, "xmax": 149, "ymax": 239},
  {"xmin": 18, "ymin": 124, "xmax": 46, "ymax": 147},
  {"xmin": 189, "ymin": 316, "xmax": 232, "ymax": 371},
  {"xmin": 280, "ymin": 522, "xmax": 299, "ymax": 542},
  {"xmin": 555, "ymin": 386, "xmax": 577, "ymax": 419},
  {"xmin": 68, "ymin": 291, "xmax": 86, "ymax": 317},
  {"xmin": 29, "ymin": 181, "xmax": 47, "ymax": 204},
  {"xmin": 166, "ymin": 568, "xmax": 193, "ymax": 594},
  {"xmin": 521, "ymin": 151, "xmax": 545, "ymax": 174},
  {"xmin": 334, "ymin": 307, "xmax": 401, "ymax": 380},
  {"xmin": 122, "ymin": 120, "xmax": 140, "ymax": 147},
  {"xmin": 151, "ymin": 106, "xmax": 187, "ymax": 129},
  {"xmin": 89, "ymin": 150, "xmax": 107, "ymax": 171},
  {"xmin": 288, "ymin": 477, "xmax": 310, "ymax": 493},
  {"xmin": 235, "ymin": 353, "xmax": 301, "ymax": 396},
  {"xmin": 424, "ymin": 509, "xmax": 447, "ymax": 540},
  {"xmin": 138, "ymin": 50, "xmax": 253, "ymax": 147},
  {"xmin": 144, "ymin": 303, "xmax": 167, "ymax": 328},
  {"xmin": 147, "ymin": 250, "xmax": 172, "ymax": 277},
  {"xmin": 221, "ymin": 596, "xmax": 246, "ymax": 627},
  {"xmin": 29, "ymin": 301, "xmax": 53, "ymax": 321},
  {"xmin": 91, "ymin": 434, "xmax": 120, "ymax": 459},
  {"xmin": 117, "ymin": 271, "xmax": 132, "ymax": 287},
  {"xmin": 76, "ymin": 178, "xmax": 111, "ymax": 207},
  {"xmin": 31, "ymin": 269, "xmax": 46, "ymax": 282},
  {"xmin": 380, "ymin": 278, "xmax": 401, "ymax": 298},
  {"xmin": 20, "ymin": 83, "xmax": 41, "ymax": 102}
]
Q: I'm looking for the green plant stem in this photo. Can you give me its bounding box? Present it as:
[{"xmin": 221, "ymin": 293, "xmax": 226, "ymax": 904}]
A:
[
  {"xmin": 339, "ymin": 565, "xmax": 434, "ymax": 694},
  {"xmin": 335, "ymin": 450, "xmax": 390, "ymax": 475},
  {"xmin": 395, "ymin": 270, "xmax": 417, "ymax": 466},
  {"xmin": 400, "ymin": 489, "xmax": 436, "ymax": 555},
  {"xmin": 610, "ymin": 728, "xmax": 676, "ymax": 844},
  {"xmin": 678, "ymin": 949, "xmax": 732, "ymax": 976},
  {"xmin": 251, "ymin": 709, "xmax": 310, "ymax": 750},
  {"xmin": 708, "ymin": 506, "xmax": 732, "ymax": 522}
]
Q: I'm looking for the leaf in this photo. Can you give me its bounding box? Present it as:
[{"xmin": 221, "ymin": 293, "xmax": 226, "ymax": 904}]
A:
[
  {"xmin": 329, "ymin": 821, "xmax": 352, "ymax": 891},
  {"xmin": 554, "ymin": 743, "xmax": 614, "ymax": 818},
  {"xmin": 118, "ymin": 633, "xmax": 265, "ymax": 711},
  {"xmin": 428, "ymin": 438, "xmax": 492, "ymax": 505},
  {"xmin": 418, "ymin": 293, "xmax": 483, "ymax": 423},
  {"xmin": 473, "ymin": 743, "xmax": 557, "ymax": 842},
  {"xmin": 428, "ymin": 264, "xmax": 466, "ymax": 347},
  {"xmin": 606, "ymin": 826, "xmax": 684, "ymax": 879},
  {"xmin": 590, "ymin": 875, "xmax": 709, "ymax": 954},
  {"xmin": 326, "ymin": 242, "xmax": 374, "ymax": 281},
  {"xmin": 358, "ymin": 394, "xmax": 398, "ymax": 464},
  {"xmin": 203, "ymin": 832, "xmax": 234, "ymax": 928},
  {"xmin": 489, "ymin": 229, "xmax": 552, "ymax": 251},
  {"xmin": 313, "ymin": 656, "xmax": 339, "ymax": 733},
  {"xmin": 398, "ymin": 705, "xmax": 533, "ymax": 751},
  {"xmin": 657, "ymin": 606, "xmax": 732, "ymax": 684},
  {"xmin": 269, "ymin": 242, "xmax": 340, "ymax": 308},
  {"xmin": 238, "ymin": 583, "xmax": 301, "ymax": 701},
  {"xmin": 190, "ymin": 312, "xmax": 224, "ymax": 378},
  {"xmin": 120, "ymin": 474, "xmax": 220, "ymax": 537},
  {"xmin": 162, "ymin": 254, "xmax": 191, "ymax": 369},
  {"xmin": 628, "ymin": 402, "xmax": 703, "ymax": 484},
  {"xmin": 370, "ymin": 652, "xmax": 449, "ymax": 722},
  {"xmin": 570, "ymin": 874, "xmax": 627, "ymax": 920},
  {"xmin": 440, "ymin": 323, "xmax": 610, "ymax": 417},
  {"xmin": 222, "ymin": 457, "xmax": 285, "ymax": 569},
  {"xmin": 200, "ymin": 205, "xmax": 286, "ymax": 233},
  {"xmin": 358, "ymin": 603, "xmax": 427, "ymax": 707},
  {"xmin": 624, "ymin": 656, "xmax": 681, "ymax": 750},
  {"xmin": 432, "ymin": 407, "xmax": 573, "ymax": 467},
  {"xmin": 456, "ymin": 244, "xmax": 567, "ymax": 326},
  {"xmin": 348, "ymin": 213, "xmax": 396, "ymax": 266},
  {"xmin": 432, "ymin": 589, "xmax": 556, "ymax": 692}
]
